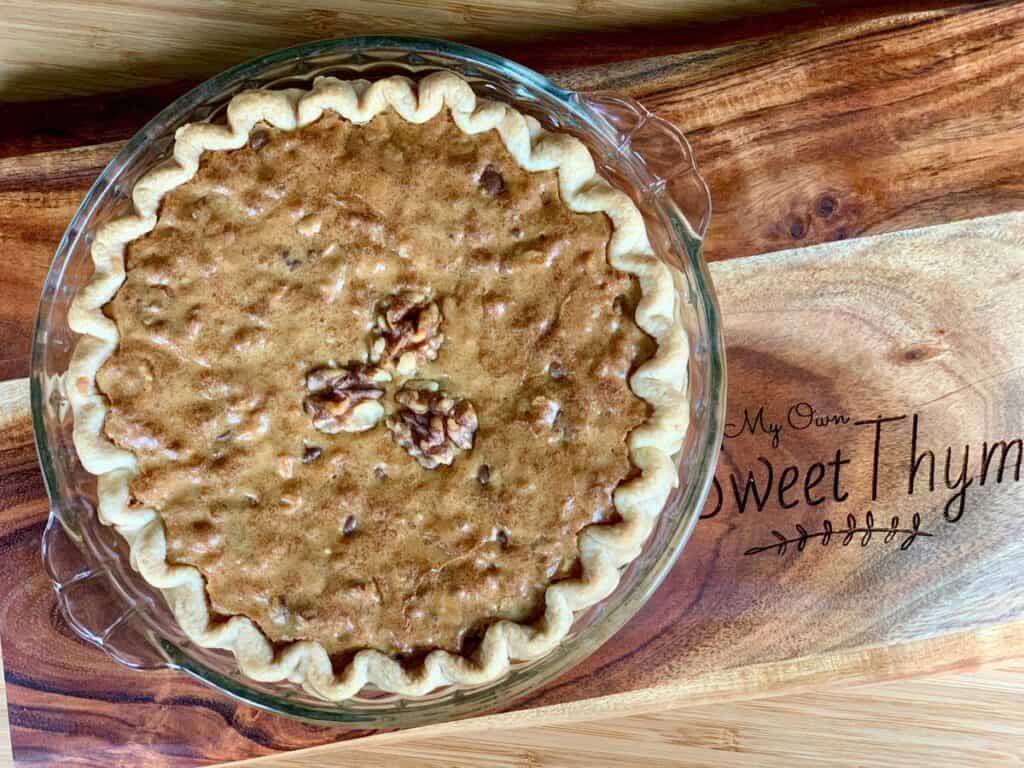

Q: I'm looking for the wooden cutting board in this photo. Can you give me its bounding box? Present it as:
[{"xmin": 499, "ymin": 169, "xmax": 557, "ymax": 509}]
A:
[
  {"xmin": 285, "ymin": 658, "xmax": 1024, "ymax": 767},
  {"xmin": 1, "ymin": 3, "xmax": 1023, "ymax": 766}
]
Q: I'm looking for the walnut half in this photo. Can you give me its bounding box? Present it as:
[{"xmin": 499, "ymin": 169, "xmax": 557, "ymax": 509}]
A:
[
  {"xmin": 369, "ymin": 292, "xmax": 444, "ymax": 376},
  {"xmin": 386, "ymin": 384, "xmax": 478, "ymax": 469},
  {"xmin": 303, "ymin": 364, "xmax": 390, "ymax": 434}
]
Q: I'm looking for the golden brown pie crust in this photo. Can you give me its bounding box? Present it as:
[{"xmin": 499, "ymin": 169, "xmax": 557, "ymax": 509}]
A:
[{"xmin": 68, "ymin": 72, "xmax": 690, "ymax": 700}]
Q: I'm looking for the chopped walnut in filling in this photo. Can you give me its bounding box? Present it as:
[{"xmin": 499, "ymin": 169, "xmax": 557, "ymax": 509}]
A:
[
  {"xmin": 369, "ymin": 291, "xmax": 444, "ymax": 375},
  {"xmin": 96, "ymin": 108, "xmax": 655, "ymax": 660},
  {"xmin": 303, "ymin": 364, "xmax": 390, "ymax": 434},
  {"xmin": 386, "ymin": 383, "xmax": 478, "ymax": 469}
]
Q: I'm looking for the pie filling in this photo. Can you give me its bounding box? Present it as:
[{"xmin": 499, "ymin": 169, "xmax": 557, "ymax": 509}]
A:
[{"xmin": 97, "ymin": 109, "xmax": 653, "ymax": 658}]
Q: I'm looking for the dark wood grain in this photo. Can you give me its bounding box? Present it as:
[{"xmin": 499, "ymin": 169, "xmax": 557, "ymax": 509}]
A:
[
  {"xmin": 0, "ymin": 1, "xmax": 964, "ymax": 158},
  {"xmin": 0, "ymin": 0, "xmax": 965, "ymax": 108},
  {"xmin": 2, "ymin": 532, "xmax": 348, "ymax": 767},
  {"xmin": 0, "ymin": 387, "xmax": 356, "ymax": 765},
  {"xmin": 559, "ymin": 0, "xmax": 1024, "ymax": 262},
  {"xmin": 1, "ymin": 3, "xmax": 1021, "ymax": 383},
  {"xmin": 2, "ymin": 4, "xmax": 1024, "ymax": 766},
  {"xmin": 3, "ymin": 211, "xmax": 1023, "ymax": 765}
]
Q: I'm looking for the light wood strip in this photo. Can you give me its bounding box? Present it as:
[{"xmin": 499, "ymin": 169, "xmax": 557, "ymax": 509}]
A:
[
  {"xmin": 0, "ymin": 1, "xmax": 960, "ymax": 102},
  {"xmin": 230, "ymin": 622, "xmax": 1024, "ymax": 766},
  {"xmin": 0, "ymin": 637, "xmax": 10, "ymax": 768},
  {"xmin": 0, "ymin": 614, "xmax": 1018, "ymax": 768},
  {"xmin": 0, "ymin": 379, "xmax": 29, "ymax": 453},
  {"xmin": 248, "ymin": 659, "xmax": 1024, "ymax": 768}
]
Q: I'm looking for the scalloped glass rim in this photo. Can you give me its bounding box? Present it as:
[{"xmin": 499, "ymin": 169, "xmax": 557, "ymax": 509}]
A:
[{"xmin": 31, "ymin": 36, "xmax": 724, "ymax": 726}]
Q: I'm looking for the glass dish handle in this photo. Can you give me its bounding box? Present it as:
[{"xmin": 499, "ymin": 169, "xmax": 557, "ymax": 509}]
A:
[
  {"xmin": 41, "ymin": 514, "xmax": 170, "ymax": 671},
  {"xmin": 577, "ymin": 92, "xmax": 711, "ymax": 241}
]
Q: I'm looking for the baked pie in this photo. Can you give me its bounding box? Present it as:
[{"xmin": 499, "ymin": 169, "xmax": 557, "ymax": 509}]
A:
[{"xmin": 68, "ymin": 72, "xmax": 689, "ymax": 700}]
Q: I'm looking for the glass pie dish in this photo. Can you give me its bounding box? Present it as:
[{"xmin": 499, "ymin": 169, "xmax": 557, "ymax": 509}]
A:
[{"xmin": 32, "ymin": 36, "xmax": 724, "ymax": 726}]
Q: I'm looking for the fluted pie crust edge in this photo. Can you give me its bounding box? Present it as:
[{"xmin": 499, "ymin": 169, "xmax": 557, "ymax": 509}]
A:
[{"xmin": 67, "ymin": 71, "xmax": 690, "ymax": 701}]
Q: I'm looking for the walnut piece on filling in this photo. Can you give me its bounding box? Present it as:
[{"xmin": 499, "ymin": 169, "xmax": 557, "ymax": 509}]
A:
[
  {"xmin": 369, "ymin": 292, "xmax": 444, "ymax": 375},
  {"xmin": 303, "ymin": 364, "xmax": 391, "ymax": 434},
  {"xmin": 386, "ymin": 383, "xmax": 478, "ymax": 469}
]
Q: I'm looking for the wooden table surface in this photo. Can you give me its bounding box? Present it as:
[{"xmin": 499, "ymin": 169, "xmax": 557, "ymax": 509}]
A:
[
  {"xmin": 3, "ymin": 648, "xmax": 1024, "ymax": 767},
  {"xmin": 1, "ymin": 2, "xmax": 1023, "ymax": 766}
]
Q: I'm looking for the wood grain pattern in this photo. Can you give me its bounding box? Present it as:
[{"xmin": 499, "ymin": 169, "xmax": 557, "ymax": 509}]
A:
[
  {"xmin": 3, "ymin": 212, "xmax": 1023, "ymax": 766},
  {"xmin": 1, "ymin": 3, "xmax": 1021, "ymax": 380},
  {"xmin": 6, "ymin": 635, "xmax": 1010, "ymax": 768},
  {"xmin": 0, "ymin": 615, "xmax": 1020, "ymax": 768},
  {"xmin": 564, "ymin": 0, "xmax": 1024, "ymax": 263},
  {"xmin": 232, "ymin": 621, "xmax": 1024, "ymax": 762},
  {"xmin": 0, "ymin": 0, "xmax": 963, "ymax": 159},
  {"xmin": 512, "ymin": 212, "xmax": 1024, "ymax": 709},
  {"xmin": 0, "ymin": 1, "xmax": 964, "ymax": 102},
  {"xmin": 1, "ymin": 4, "xmax": 1023, "ymax": 765},
  {"xmin": 0, "ymin": 637, "xmax": 10, "ymax": 768},
  {"xmin": 243, "ymin": 659, "xmax": 1024, "ymax": 767}
]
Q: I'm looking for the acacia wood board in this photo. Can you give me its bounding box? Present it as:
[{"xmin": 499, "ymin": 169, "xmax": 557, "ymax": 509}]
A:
[
  {"xmin": 0, "ymin": 0, "xmax": 968, "ymax": 102},
  {"xmin": 1, "ymin": 3, "xmax": 1023, "ymax": 766},
  {"xmin": 4, "ymin": 2, "xmax": 1024, "ymax": 381},
  {"xmin": 4, "ymin": 213, "xmax": 1023, "ymax": 766},
  {"xmin": 239, "ymin": 658, "xmax": 1024, "ymax": 767},
  {"xmin": 3, "ymin": 638, "xmax": 1023, "ymax": 766}
]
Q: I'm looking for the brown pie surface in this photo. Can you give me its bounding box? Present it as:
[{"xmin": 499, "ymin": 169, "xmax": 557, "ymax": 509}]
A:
[
  {"xmin": 70, "ymin": 72, "xmax": 688, "ymax": 699},
  {"xmin": 96, "ymin": 108, "xmax": 654, "ymax": 658}
]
